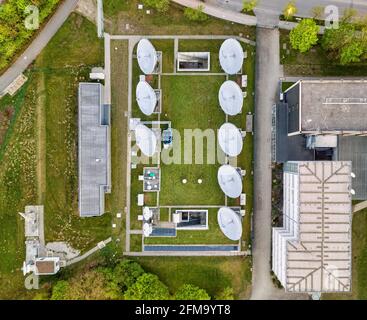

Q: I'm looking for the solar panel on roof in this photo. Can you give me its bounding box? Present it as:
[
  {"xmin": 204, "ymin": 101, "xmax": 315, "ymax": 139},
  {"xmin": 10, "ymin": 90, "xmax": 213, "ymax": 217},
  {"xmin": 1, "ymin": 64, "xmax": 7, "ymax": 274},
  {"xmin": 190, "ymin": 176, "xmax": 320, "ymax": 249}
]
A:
[
  {"xmin": 219, "ymin": 39, "xmax": 244, "ymax": 75},
  {"xmin": 219, "ymin": 80, "xmax": 244, "ymax": 115},
  {"xmin": 218, "ymin": 164, "xmax": 243, "ymax": 198},
  {"xmin": 137, "ymin": 39, "xmax": 158, "ymax": 75}
]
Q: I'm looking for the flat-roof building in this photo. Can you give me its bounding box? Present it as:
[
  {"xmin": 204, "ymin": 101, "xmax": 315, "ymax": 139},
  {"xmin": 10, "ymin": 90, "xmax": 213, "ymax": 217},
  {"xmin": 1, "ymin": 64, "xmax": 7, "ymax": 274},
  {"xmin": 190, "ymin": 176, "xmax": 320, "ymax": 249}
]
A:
[
  {"xmin": 285, "ymin": 80, "xmax": 367, "ymax": 136},
  {"xmin": 78, "ymin": 83, "xmax": 111, "ymax": 217},
  {"xmin": 272, "ymin": 161, "xmax": 352, "ymax": 293}
]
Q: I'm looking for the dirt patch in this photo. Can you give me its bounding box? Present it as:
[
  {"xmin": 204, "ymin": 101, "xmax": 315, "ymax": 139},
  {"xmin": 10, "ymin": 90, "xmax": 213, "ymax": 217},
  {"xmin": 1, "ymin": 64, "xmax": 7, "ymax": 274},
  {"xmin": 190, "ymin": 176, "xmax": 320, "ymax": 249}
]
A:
[
  {"xmin": 0, "ymin": 107, "xmax": 15, "ymax": 146},
  {"xmin": 75, "ymin": 0, "xmax": 97, "ymax": 23}
]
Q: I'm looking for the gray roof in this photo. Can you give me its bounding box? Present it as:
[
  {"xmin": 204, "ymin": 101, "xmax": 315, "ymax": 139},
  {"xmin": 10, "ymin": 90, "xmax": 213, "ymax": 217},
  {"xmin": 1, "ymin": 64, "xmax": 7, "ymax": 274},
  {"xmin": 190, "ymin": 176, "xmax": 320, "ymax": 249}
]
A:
[
  {"xmin": 285, "ymin": 80, "xmax": 367, "ymax": 133},
  {"xmin": 78, "ymin": 83, "xmax": 110, "ymax": 217},
  {"xmin": 338, "ymin": 136, "xmax": 367, "ymax": 200}
]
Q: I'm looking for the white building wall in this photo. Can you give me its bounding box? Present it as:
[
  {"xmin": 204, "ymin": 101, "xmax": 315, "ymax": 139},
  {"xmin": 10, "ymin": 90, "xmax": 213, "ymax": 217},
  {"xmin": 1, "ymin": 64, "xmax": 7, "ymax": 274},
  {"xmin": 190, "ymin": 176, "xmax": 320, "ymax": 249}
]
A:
[{"xmin": 272, "ymin": 163, "xmax": 300, "ymax": 289}]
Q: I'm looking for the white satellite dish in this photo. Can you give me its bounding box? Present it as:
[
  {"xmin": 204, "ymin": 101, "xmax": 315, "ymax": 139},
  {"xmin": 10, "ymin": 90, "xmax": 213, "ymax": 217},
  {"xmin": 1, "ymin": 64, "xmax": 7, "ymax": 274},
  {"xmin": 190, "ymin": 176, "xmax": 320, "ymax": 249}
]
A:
[
  {"xmin": 217, "ymin": 165, "xmax": 243, "ymax": 198},
  {"xmin": 143, "ymin": 223, "xmax": 153, "ymax": 237},
  {"xmin": 137, "ymin": 39, "xmax": 158, "ymax": 74},
  {"xmin": 135, "ymin": 124, "xmax": 157, "ymax": 157},
  {"xmin": 217, "ymin": 207, "xmax": 242, "ymax": 241},
  {"xmin": 143, "ymin": 207, "xmax": 153, "ymax": 220},
  {"xmin": 219, "ymin": 38, "xmax": 244, "ymax": 75},
  {"xmin": 218, "ymin": 122, "xmax": 243, "ymax": 157},
  {"xmin": 218, "ymin": 80, "xmax": 243, "ymax": 115},
  {"xmin": 136, "ymin": 81, "xmax": 157, "ymax": 115}
]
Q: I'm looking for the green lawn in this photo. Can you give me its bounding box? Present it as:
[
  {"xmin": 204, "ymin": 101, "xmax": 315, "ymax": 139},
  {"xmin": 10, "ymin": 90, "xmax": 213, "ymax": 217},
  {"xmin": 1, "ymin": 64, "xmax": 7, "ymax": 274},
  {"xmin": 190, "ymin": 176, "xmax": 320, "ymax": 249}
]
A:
[
  {"xmin": 106, "ymin": 40, "xmax": 130, "ymax": 250},
  {"xmin": 104, "ymin": 0, "xmax": 256, "ymax": 40},
  {"xmin": 322, "ymin": 209, "xmax": 367, "ymax": 300},
  {"xmin": 134, "ymin": 256, "xmax": 252, "ymax": 299},
  {"xmin": 0, "ymin": 13, "xmax": 114, "ymax": 298}
]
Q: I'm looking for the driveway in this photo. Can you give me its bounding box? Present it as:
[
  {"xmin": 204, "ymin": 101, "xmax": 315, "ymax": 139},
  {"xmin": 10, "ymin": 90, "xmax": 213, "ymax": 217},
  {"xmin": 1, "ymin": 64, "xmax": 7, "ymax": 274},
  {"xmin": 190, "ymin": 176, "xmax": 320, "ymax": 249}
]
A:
[
  {"xmin": 251, "ymin": 27, "xmax": 280, "ymax": 300},
  {"xmin": 0, "ymin": 0, "xmax": 79, "ymax": 95}
]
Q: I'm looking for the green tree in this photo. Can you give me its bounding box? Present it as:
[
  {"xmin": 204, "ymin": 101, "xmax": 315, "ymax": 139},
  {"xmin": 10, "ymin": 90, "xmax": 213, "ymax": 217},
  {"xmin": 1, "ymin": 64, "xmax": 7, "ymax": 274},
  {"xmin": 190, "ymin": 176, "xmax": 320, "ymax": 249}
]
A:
[
  {"xmin": 242, "ymin": 0, "xmax": 257, "ymax": 13},
  {"xmin": 183, "ymin": 5, "xmax": 208, "ymax": 22},
  {"xmin": 112, "ymin": 259, "xmax": 145, "ymax": 291},
  {"xmin": 142, "ymin": 0, "xmax": 170, "ymax": 13},
  {"xmin": 289, "ymin": 19, "xmax": 320, "ymax": 53},
  {"xmin": 175, "ymin": 284, "xmax": 211, "ymax": 300},
  {"xmin": 215, "ymin": 287, "xmax": 235, "ymax": 300},
  {"xmin": 124, "ymin": 273, "xmax": 170, "ymax": 300},
  {"xmin": 283, "ymin": 1, "xmax": 297, "ymax": 20},
  {"xmin": 51, "ymin": 280, "xmax": 69, "ymax": 300},
  {"xmin": 340, "ymin": 41, "xmax": 365, "ymax": 65},
  {"xmin": 321, "ymin": 22, "xmax": 367, "ymax": 64}
]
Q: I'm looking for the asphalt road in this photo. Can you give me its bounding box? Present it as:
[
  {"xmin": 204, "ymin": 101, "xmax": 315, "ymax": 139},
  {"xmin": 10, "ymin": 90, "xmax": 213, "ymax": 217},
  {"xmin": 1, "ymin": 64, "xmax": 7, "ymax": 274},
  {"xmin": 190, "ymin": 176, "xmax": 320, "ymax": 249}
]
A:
[
  {"xmin": 211, "ymin": 0, "xmax": 367, "ymax": 17},
  {"xmin": 0, "ymin": 0, "xmax": 79, "ymax": 95},
  {"xmin": 250, "ymin": 27, "xmax": 280, "ymax": 300}
]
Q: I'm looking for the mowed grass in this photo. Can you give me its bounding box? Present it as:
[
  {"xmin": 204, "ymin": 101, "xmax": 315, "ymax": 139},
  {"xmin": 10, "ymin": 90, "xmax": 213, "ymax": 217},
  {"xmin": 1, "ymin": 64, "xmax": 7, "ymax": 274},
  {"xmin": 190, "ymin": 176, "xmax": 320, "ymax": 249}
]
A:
[
  {"xmin": 159, "ymin": 75, "xmax": 226, "ymax": 205},
  {"xmin": 104, "ymin": 0, "xmax": 255, "ymax": 40},
  {"xmin": 134, "ymin": 256, "xmax": 252, "ymax": 299},
  {"xmin": 33, "ymin": 14, "xmax": 112, "ymax": 251},
  {"xmin": 323, "ymin": 209, "xmax": 367, "ymax": 300},
  {"xmin": 0, "ymin": 13, "xmax": 116, "ymax": 299},
  {"xmin": 106, "ymin": 40, "xmax": 130, "ymax": 249}
]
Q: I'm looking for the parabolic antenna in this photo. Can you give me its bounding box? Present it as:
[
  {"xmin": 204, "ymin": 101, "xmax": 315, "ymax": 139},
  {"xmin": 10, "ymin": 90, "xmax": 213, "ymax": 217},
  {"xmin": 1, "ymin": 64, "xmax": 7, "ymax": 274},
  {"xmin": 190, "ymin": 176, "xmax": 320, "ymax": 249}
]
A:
[
  {"xmin": 217, "ymin": 207, "xmax": 242, "ymax": 241},
  {"xmin": 143, "ymin": 223, "xmax": 153, "ymax": 237},
  {"xmin": 136, "ymin": 81, "xmax": 157, "ymax": 116},
  {"xmin": 218, "ymin": 80, "xmax": 243, "ymax": 116},
  {"xmin": 137, "ymin": 39, "xmax": 158, "ymax": 74},
  {"xmin": 218, "ymin": 122, "xmax": 243, "ymax": 157},
  {"xmin": 143, "ymin": 207, "xmax": 153, "ymax": 220},
  {"xmin": 217, "ymin": 165, "xmax": 243, "ymax": 198},
  {"xmin": 219, "ymin": 39, "xmax": 244, "ymax": 75},
  {"xmin": 135, "ymin": 124, "xmax": 157, "ymax": 157}
]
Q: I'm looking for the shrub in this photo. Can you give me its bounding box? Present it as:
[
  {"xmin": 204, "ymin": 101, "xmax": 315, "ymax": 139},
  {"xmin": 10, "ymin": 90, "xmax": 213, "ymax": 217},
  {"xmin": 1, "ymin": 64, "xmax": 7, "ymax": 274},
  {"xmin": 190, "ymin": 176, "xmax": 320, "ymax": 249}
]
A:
[
  {"xmin": 124, "ymin": 273, "xmax": 170, "ymax": 300},
  {"xmin": 242, "ymin": 0, "xmax": 257, "ymax": 13},
  {"xmin": 184, "ymin": 5, "xmax": 208, "ymax": 22},
  {"xmin": 142, "ymin": 0, "xmax": 170, "ymax": 13},
  {"xmin": 215, "ymin": 287, "xmax": 235, "ymax": 300},
  {"xmin": 50, "ymin": 280, "xmax": 69, "ymax": 300},
  {"xmin": 289, "ymin": 19, "xmax": 319, "ymax": 53},
  {"xmin": 112, "ymin": 259, "xmax": 145, "ymax": 291},
  {"xmin": 175, "ymin": 284, "xmax": 211, "ymax": 300}
]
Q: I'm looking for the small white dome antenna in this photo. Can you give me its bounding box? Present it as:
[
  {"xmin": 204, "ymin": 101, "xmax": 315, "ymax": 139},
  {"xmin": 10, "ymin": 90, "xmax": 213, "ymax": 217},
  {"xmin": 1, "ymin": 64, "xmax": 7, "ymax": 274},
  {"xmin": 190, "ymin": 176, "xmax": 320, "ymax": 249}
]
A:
[
  {"xmin": 351, "ymin": 189, "xmax": 356, "ymax": 195},
  {"xmin": 351, "ymin": 172, "xmax": 356, "ymax": 178}
]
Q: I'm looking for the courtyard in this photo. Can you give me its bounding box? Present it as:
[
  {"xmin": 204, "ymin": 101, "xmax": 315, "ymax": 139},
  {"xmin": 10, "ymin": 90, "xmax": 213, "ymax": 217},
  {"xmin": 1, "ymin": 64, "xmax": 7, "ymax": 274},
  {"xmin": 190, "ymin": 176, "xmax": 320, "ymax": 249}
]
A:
[{"xmin": 122, "ymin": 36, "xmax": 256, "ymax": 253}]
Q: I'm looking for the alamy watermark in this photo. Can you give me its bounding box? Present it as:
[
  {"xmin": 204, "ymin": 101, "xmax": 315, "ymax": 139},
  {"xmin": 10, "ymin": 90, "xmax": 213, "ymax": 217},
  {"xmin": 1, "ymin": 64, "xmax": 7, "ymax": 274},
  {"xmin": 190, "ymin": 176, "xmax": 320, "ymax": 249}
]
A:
[{"xmin": 24, "ymin": 5, "xmax": 39, "ymax": 30}]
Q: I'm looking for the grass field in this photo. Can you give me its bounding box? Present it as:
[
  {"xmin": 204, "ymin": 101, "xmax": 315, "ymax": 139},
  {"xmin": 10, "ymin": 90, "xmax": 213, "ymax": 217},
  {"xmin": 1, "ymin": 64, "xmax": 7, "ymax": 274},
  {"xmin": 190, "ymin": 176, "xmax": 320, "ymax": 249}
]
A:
[
  {"xmin": 322, "ymin": 209, "xmax": 367, "ymax": 300},
  {"xmin": 106, "ymin": 39, "xmax": 130, "ymax": 250},
  {"xmin": 0, "ymin": 13, "xmax": 114, "ymax": 299},
  {"xmin": 134, "ymin": 256, "xmax": 252, "ymax": 299},
  {"xmin": 104, "ymin": 0, "xmax": 255, "ymax": 39}
]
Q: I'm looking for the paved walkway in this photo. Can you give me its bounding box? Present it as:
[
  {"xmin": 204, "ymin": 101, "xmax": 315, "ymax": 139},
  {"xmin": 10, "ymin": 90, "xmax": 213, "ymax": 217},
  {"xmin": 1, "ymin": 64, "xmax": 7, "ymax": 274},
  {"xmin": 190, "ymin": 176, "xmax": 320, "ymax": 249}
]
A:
[
  {"xmin": 66, "ymin": 237, "xmax": 112, "ymax": 266},
  {"xmin": 251, "ymin": 27, "xmax": 280, "ymax": 300},
  {"xmin": 0, "ymin": 0, "xmax": 79, "ymax": 95}
]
